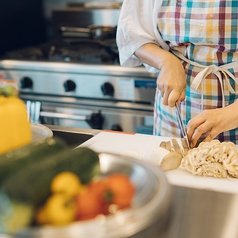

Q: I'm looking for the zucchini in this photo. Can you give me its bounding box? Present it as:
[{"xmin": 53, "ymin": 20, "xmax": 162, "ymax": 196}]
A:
[
  {"xmin": 0, "ymin": 147, "xmax": 100, "ymax": 234},
  {"xmin": 0, "ymin": 137, "xmax": 68, "ymax": 186}
]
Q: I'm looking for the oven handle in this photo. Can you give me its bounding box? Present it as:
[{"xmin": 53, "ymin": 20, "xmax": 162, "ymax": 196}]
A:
[
  {"xmin": 40, "ymin": 111, "xmax": 87, "ymax": 121},
  {"xmin": 60, "ymin": 26, "xmax": 117, "ymax": 40},
  {"xmin": 40, "ymin": 111, "xmax": 104, "ymax": 130}
]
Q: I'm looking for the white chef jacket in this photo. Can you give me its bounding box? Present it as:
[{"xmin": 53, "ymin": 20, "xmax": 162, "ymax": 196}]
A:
[{"xmin": 116, "ymin": 0, "xmax": 168, "ymax": 73}]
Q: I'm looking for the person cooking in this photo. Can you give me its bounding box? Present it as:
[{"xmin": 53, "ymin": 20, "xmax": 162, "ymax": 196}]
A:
[{"xmin": 116, "ymin": 0, "xmax": 238, "ymax": 148}]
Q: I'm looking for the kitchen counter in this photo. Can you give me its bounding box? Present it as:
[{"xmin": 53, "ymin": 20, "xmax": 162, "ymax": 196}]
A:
[{"xmin": 47, "ymin": 125, "xmax": 238, "ymax": 238}]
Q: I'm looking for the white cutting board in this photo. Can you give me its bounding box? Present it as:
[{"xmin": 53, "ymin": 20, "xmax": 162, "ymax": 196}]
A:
[{"xmin": 80, "ymin": 131, "xmax": 238, "ymax": 195}]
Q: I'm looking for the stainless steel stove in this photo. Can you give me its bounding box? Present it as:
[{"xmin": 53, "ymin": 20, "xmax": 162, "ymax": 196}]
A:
[{"xmin": 0, "ymin": 3, "xmax": 158, "ymax": 134}]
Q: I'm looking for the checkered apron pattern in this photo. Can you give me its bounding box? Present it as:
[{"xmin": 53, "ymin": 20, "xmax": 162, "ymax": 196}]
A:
[{"xmin": 154, "ymin": 0, "xmax": 238, "ymax": 143}]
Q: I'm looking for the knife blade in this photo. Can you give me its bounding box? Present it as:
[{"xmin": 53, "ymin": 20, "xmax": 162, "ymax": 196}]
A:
[{"xmin": 175, "ymin": 102, "xmax": 190, "ymax": 150}]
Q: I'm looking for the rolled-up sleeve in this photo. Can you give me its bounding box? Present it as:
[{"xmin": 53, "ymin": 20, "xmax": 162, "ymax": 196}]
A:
[{"xmin": 116, "ymin": 0, "xmax": 168, "ymax": 73}]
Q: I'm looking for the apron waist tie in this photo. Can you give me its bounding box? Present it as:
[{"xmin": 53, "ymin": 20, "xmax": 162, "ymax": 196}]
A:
[{"xmin": 172, "ymin": 50, "xmax": 238, "ymax": 108}]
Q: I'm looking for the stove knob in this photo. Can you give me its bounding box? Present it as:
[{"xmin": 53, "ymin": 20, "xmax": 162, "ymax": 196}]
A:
[
  {"xmin": 64, "ymin": 80, "xmax": 76, "ymax": 92},
  {"xmin": 20, "ymin": 77, "xmax": 33, "ymax": 89},
  {"xmin": 86, "ymin": 111, "xmax": 104, "ymax": 130},
  {"xmin": 111, "ymin": 124, "xmax": 123, "ymax": 132},
  {"xmin": 101, "ymin": 82, "xmax": 114, "ymax": 96}
]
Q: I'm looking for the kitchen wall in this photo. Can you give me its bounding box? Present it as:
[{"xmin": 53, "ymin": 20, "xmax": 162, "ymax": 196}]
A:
[{"xmin": 0, "ymin": 1, "xmax": 46, "ymax": 56}]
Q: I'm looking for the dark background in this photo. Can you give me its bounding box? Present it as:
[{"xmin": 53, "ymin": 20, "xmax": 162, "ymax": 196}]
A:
[{"xmin": 0, "ymin": 0, "xmax": 46, "ymax": 56}]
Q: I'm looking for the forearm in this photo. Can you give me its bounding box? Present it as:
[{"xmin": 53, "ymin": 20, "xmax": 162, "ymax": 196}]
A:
[
  {"xmin": 135, "ymin": 43, "xmax": 187, "ymax": 106},
  {"xmin": 134, "ymin": 43, "xmax": 181, "ymax": 70}
]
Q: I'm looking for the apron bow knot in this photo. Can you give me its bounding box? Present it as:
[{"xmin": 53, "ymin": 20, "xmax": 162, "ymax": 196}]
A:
[{"xmin": 172, "ymin": 50, "xmax": 238, "ymax": 108}]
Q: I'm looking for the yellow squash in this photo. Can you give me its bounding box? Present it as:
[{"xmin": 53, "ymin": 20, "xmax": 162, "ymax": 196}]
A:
[{"xmin": 0, "ymin": 95, "xmax": 32, "ymax": 155}]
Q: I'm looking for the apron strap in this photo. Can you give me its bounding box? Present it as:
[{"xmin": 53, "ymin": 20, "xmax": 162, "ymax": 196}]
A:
[{"xmin": 172, "ymin": 49, "xmax": 238, "ymax": 108}]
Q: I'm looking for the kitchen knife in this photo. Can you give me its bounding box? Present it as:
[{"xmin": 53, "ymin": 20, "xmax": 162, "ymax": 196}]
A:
[{"xmin": 175, "ymin": 102, "xmax": 190, "ymax": 150}]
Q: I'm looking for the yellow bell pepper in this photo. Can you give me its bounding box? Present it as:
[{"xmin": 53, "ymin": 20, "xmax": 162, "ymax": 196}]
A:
[
  {"xmin": 0, "ymin": 95, "xmax": 32, "ymax": 155},
  {"xmin": 36, "ymin": 193, "xmax": 77, "ymax": 225}
]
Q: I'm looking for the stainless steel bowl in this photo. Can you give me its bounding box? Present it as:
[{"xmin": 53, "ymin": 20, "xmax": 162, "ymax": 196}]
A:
[
  {"xmin": 9, "ymin": 153, "xmax": 172, "ymax": 238},
  {"xmin": 31, "ymin": 124, "xmax": 53, "ymax": 141}
]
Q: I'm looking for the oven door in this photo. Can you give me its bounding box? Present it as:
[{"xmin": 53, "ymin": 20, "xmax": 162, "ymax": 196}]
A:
[{"xmin": 22, "ymin": 95, "xmax": 154, "ymax": 135}]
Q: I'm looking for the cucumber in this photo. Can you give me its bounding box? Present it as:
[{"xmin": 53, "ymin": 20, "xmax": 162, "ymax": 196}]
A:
[
  {"xmin": 0, "ymin": 147, "xmax": 100, "ymax": 234},
  {"xmin": 0, "ymin": 137, "xmax": 68, "ymax": 186}
]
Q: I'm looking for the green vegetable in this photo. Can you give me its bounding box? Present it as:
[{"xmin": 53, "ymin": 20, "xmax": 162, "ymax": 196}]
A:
[
  {"xmin": 0, "ymin": 137, "xmax": 68, "ymax": 186},
  {"xmin": 0, "ymin": 147, "xmax": 100, "ymax": 234},
  {"xmin": 0, "ymin": 85, "xmax": 18, "ymax": 97}
]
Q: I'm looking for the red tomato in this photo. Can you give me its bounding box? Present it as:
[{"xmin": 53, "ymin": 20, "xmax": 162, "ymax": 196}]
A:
[
  {"xmin": 75, "ymin": 174, "xmax": 135, "ymax": 221},
  {"xmin": 103, "ymin": 173, "xmax": 135, "ymax": 210},
  {"xmin": 87, "ymin": 180, "xmax": 106, "ymax": 202},
  {"xmin": 87, "ymin": 180, "xmax": 109, "ymax": 215},
  {"xmin": 75, "ymin": 187, "xmax": 104, "ymax": 221}
]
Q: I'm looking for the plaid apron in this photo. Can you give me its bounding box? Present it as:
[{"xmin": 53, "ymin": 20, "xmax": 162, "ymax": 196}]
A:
[{"xmin": 154, "ymin": 0, "xmax": 238, "ymax": 143}]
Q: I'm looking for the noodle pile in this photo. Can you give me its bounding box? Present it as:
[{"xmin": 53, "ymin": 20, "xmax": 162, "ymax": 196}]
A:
[{"xmin": 182, "ymin": 140, "xmax": 238, "ymax": 178}]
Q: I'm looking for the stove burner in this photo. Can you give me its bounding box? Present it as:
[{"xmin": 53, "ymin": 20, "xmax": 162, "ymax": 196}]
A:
[
  {"xmin": 3, "ymin": 47, "xmax": 46, "ymax": 61},
  {"xmin": 2, "ymin": 39, "xmax": 119, "ymax": 65},
  {"xmin": 49, "ymin": 40, "xmax": 118, "ymax": 64}
]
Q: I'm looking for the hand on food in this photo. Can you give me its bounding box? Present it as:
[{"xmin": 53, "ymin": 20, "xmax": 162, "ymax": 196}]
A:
[{"xmin": 187, "ymin": 103, "xmax": 238, "ymax": 148}]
